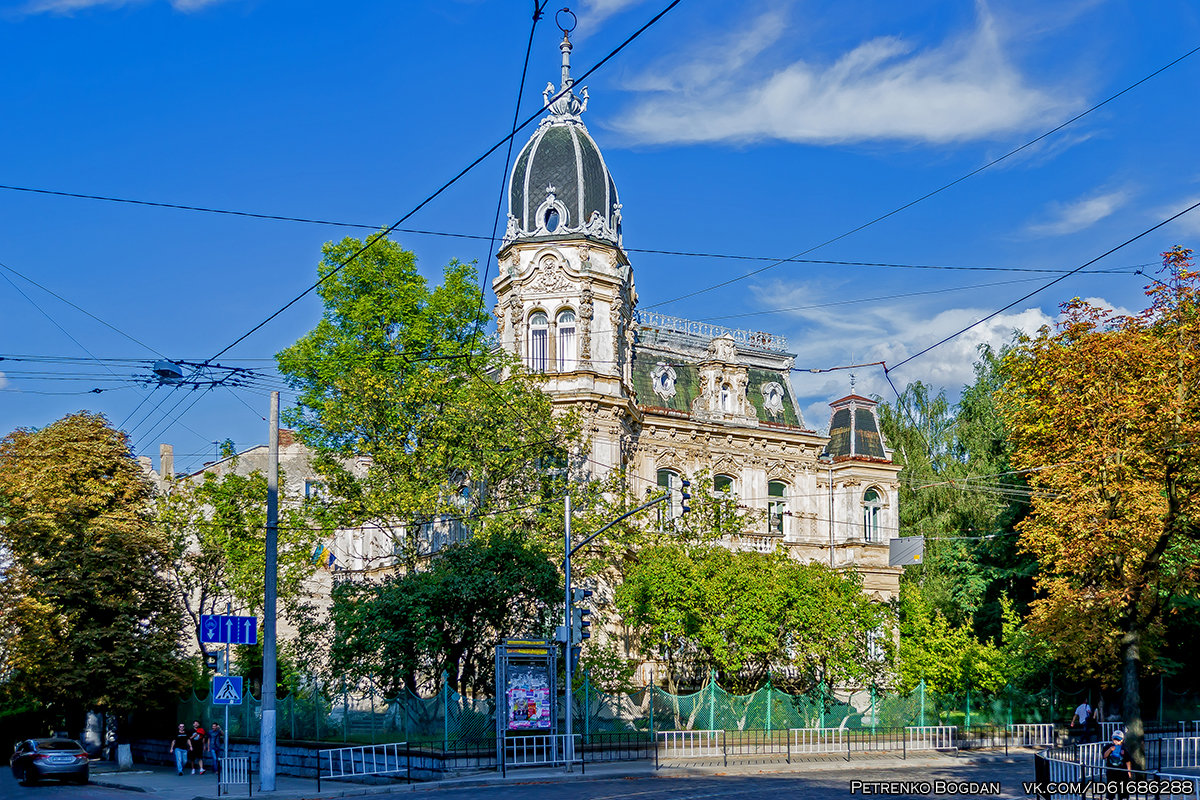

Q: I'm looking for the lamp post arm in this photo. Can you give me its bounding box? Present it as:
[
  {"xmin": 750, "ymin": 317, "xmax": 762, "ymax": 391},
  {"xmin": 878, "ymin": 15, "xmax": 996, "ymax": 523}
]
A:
[{"xmin": 569, "ymin": 492, "xmax": 670, "ymax": 558}]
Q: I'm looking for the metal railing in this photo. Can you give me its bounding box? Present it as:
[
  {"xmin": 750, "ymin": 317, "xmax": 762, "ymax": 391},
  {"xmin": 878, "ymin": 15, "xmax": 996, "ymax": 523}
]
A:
[
  {"xmin": 217, "ymin": 756, "xmax": 250, "ymax": 797},
  {"xmin": 790, "ymin": 727, "xmax": 846, "ymax": 755},
  {"xmin": 315, "ymin": 742, "xmax": 410, "ymax": 792},
  {"xmin": 906, "ymin": 725, "xmax": 957, "ymax": 751},
  {"xmin": 1035, "ymin": 738, "xmax": 1200, "ymax": 799},
  {"xmin": 657, "ymin": 730, "xmax": 724, "ymax": 767},
  {"xmin": 503, "ymin": 734, "xmax": 581, "ymax": 770},
  {"xmin": 1010, "ymin": 723, "xmax": 1056, "ymax": 747}
]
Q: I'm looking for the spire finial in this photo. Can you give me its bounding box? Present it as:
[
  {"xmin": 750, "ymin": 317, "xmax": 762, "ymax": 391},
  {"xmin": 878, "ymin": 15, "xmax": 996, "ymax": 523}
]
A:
[
  {"xmin": 556, "ymin": 8, "xmax": 578, "ymax": 91},
  {"xmin": 850, "ymin": 373, "xmax": 857, "ymax": 393}
]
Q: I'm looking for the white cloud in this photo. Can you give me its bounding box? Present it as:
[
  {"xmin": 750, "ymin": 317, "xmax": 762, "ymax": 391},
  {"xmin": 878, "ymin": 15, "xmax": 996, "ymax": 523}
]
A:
[
  {"xmin": 23, "ymin": 0, "xmax": 230, "ymax": 14},
  {"xmin": 1026, "ymin": 189, "xmax": 1130, "ymax": 236},
  {"xmin": 576, "ymin": 0, "xmax": 650, "ymax": 29},
  {"xmin": 610, "ymin": 3, "xmax": 1076, "ymax": 146},
  {"xmin": 1155, "ymin": 196, "xmax": 1200, "ymax": 238}
]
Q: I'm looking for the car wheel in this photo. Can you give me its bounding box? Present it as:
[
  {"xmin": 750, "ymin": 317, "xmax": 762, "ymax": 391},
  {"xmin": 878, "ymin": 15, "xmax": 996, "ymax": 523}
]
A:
[{"xmin": 21, "ymin": 768, "xmax": 38, "ymax": 786}]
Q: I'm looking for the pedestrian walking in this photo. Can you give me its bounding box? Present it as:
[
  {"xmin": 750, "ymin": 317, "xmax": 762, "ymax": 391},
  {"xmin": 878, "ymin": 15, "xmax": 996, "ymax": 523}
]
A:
[
  {"xmin": 169, "ymin": 723, "xmax": 191, "ymax": 776},
  {"xmin": 208, "ymin": 722, "xmax": 224, "ymax": 778},
  {"xmin": 1102, "ymin": 730, "xmax": 1133, "ymax": 799},
  {"xmin": 190, "ymin": 720, "xmax": 208, "ymax": 774}
]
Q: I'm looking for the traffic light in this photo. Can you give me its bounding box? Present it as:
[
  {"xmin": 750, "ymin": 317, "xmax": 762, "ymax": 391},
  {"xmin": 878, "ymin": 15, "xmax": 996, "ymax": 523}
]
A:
[
  {"xmin": 680, "ymin": 478, "xmax": 691, "ymax": 514},
  {"xmin": 570, "ymin": 587, "xmax": 593, "ymax": 644}
]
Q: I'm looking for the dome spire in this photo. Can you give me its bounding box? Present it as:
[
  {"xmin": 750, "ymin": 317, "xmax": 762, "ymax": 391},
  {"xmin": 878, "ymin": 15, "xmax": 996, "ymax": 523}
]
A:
[
  {"xmin": 544, "ymin": 8, "xmax": 588, "ymax": 119},
  {"xmin": 560, "ymin": 28, "xmax": 573, "ymax": 92}
]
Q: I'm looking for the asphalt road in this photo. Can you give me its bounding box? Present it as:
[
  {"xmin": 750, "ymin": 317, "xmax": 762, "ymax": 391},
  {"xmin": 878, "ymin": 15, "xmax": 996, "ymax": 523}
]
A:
[
  {"xmin": 428, "ymin": 759, "xmax": 1033, "ymax": 800},
  {"xmin": 0, "ymin": 754, "xmax": 1036, "ymax": 799}
]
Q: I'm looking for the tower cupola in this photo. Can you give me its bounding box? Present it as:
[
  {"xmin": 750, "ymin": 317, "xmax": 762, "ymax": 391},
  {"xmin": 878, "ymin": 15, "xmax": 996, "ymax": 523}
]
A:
[{"xmin": 504, "ymin": 29, "xmax": 622, "ymax": 247}]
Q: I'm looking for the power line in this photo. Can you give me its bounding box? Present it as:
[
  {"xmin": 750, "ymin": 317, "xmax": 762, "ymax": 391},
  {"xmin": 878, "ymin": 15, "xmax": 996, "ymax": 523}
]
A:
[
  {"xmin": 886, "ymin": 200, "xmax": 1200, "ymax": 373},
  {"xmin": 206, "ymin": 0, "xmax": 684, "ymax": 364},
  {"xmin": 645, "ymin": 43, "xmax": 1200, "ymax": 309}
]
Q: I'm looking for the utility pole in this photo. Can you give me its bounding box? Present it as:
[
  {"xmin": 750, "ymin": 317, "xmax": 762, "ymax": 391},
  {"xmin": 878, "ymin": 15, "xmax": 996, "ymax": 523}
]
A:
[
  {"xmin": 260, "ymin": 392, "xmax": 279, "ymax": 791},
  {"xmin": 563, "ymin": 494, "xmax": 573, "ymax": 772}
]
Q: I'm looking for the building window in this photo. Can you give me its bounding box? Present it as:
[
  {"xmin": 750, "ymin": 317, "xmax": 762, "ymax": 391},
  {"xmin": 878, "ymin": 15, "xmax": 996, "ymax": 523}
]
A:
[
  {"xmin": 768, "ymin": 480, "xmax": 787, "ymax": 535},
  {"xmin": 719, "ymin": 384, "xmax": 732, "ymax": 411},
  {"xmin": 304, "ymin": 479, "xmax": 326, "ymax": 500},
  {"xmin": 556, "ymin": 309, "xmax": 576, "ymax": 371},
  {"xmin": 714, "ymin": 474, "xmax": 734, "ymax": 494},
  {"xmin": 863, "ymin": 488, "xmax": 882, "ymax": 542},
  {"xmin": 658, "ymin": 468, "xmax": 680, "ymax": 525},
  {"xmin": 528, "ymin": 311, "xmax": 548, "ymax": 373}
]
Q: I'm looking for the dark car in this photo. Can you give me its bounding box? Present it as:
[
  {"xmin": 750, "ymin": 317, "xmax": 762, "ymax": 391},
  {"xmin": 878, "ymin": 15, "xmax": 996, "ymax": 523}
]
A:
[{"xmin": 11, "ymin": 738, "xmax": 90, "ymax": 785}]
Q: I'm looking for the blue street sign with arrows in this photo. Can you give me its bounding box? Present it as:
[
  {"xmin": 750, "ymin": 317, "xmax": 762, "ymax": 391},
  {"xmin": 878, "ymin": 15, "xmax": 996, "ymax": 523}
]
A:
[{"xmin": 199, "ymin": 614, "xmax": 258, "ymax": 645}]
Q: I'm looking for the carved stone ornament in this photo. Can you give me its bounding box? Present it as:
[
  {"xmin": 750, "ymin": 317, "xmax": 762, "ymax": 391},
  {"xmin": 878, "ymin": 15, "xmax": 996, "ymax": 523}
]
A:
[
  {"xmin": 762, "ymin": 381, "xmax": 785, "ymax": 416},
  {"xmin": 526, "ymin": 254, "xmax": 577, "ymax": 294},
  {"xmin": 651, "ymin": 362, "xmax": 677, "ymax": 402}
]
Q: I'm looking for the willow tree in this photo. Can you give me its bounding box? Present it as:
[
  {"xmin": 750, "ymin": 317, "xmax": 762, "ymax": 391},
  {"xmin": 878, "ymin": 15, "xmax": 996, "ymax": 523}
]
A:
[{"xmin": 998, "ymin": 247, "xmax": 1200, "ymax": 762}]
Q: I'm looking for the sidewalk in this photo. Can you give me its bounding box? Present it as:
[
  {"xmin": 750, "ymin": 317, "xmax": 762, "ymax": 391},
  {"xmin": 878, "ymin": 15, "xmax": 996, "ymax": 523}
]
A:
[{"xmin": 87, "ymin": 749, "xmax": 1033, "ymax": 800}]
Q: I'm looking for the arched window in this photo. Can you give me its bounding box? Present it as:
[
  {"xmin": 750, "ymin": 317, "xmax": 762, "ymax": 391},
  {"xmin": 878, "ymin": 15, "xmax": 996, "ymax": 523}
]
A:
[
  {"xmin": 768, "ymin": 481, "xmax": 787, "ymax": 535},
  {"xmin": 544, "ymin": 208, "xmax": 560, "ymax": 232},
  {"xmin": 863, "ymin": 488, "xmax": 882, "ymax": 542},
  {"xmin": 714, "ymin": 474, "xmax": 735, "ymax": 494},
  {"xmin": 719, "ymin": 384, "xmax": 732, "ymax": 411},
  {"xmin": 657, "ymin": 468, "xmax": 681, "ymax": 525},
  {"xmin": 556, "ymin": 309, "xmax": 577, "ymax": 371},
  {"xmin": 528, "ymin": 311, "xmax": 548, "ymax": 373}
]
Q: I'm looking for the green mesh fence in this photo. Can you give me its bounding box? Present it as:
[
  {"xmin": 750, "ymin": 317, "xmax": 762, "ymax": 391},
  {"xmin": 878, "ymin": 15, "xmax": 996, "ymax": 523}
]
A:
[{"xmin": 177, "ymin": 674, "xmax": 1107, "ymax": 745}]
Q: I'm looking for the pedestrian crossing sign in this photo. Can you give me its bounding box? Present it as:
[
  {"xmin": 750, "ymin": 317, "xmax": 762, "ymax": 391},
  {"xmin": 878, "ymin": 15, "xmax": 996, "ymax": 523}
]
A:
[{"xmin": 213, "ymin": 675, "xmax": 243, "ymax": 705}]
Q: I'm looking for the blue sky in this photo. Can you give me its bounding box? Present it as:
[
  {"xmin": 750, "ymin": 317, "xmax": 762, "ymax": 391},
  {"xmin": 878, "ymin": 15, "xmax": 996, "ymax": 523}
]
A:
[{"xmin": 1, "ymin": 0, "xmax": 1198, "ymax": 473}]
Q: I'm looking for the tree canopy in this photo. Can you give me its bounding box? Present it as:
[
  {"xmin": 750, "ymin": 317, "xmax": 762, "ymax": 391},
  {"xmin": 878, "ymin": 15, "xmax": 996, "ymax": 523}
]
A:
[
  {"xmin": 328, "ymin": 530, "xmax": 559, "ymax": 696},
  {"xmin": 0, "ymin": 413, "xmax": 188, "ymax": 730},
  {"xmin": 155, "ymin": 466, "xmax": 320, "ymax": 657},
  {"xmin": 997, "ymin": 247, "xmax": 1200, "ymax": 760},
  {"xmin": 275, "ymin": 233, "xmax": 580, "ymax": 564},
  {"xmin": 615, "ymin": 541, "xmax": 893, "ymax": 693}
]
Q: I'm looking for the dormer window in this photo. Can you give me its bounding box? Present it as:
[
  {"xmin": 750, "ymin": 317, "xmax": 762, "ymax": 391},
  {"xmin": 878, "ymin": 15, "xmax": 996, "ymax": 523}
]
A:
[
  {"xmin": 762, "ymin": 382, "xmax": 785, "ymax": 416},
  {"xmin": 545, "ymin": 208, "xmax": 560, "ymax": 232},
  {"xmin": 719, "ymin": 384, "xmax": 732, "ymax": 412}
]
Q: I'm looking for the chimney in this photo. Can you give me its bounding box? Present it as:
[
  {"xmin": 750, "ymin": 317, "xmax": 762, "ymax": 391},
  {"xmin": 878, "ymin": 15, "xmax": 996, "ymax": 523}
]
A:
[{"xmin": 159, "ymin": 444, "xmax": 174, "ymax": 482}]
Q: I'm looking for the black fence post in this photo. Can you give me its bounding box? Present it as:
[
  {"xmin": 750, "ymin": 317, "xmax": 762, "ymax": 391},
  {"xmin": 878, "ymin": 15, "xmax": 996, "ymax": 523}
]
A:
[
  {"xmin": 786, "ymin": 729, "xmax": 790, "ymax": 764},
  {"xmin": 846, "ymin": 730, "xmax": 851, "ymax": 762},
  {"xmin": 406, "ymin": 743, "xmax": 411, "ymax": 785},
  {"xmin": 315, "ymin": 751, "xmax": 320, "ymax": 794},
  {"xmin": 654, "ymin": 734, "xmax": 659, "ymax": 771},
  {"xmin": 722, "ymin": 730, "xmax": 727, "ymax": 768}
]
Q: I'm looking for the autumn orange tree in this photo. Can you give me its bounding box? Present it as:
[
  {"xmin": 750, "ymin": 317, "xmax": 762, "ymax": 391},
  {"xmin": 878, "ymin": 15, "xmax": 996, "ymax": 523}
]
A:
[{"xmin": 998, "ymin": 247, "xmax": 1200, "ymax": 763}]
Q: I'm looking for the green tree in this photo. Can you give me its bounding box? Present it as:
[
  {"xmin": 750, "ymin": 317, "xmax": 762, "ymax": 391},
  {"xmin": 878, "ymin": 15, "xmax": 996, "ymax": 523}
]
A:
[
  {"xmin": 997, "ymin": 247, "xmax": 1200, "ymax": 764},
  {"xmin": 275, "ymin": 233, "xmax": 580, "ymax": 563},
  {"xmin": 878, "ymin": 347, "xmax": 1034, "ymax": 636},
  {"xmin": 0, "ymin": 413, "xmax": 188, "ymax": 733},
  {"xmin": 155, "ymin": 466, "xmax": 320, "ymax": 659},
  {"xmin": 615, "ymin": 542, "xmax": 893, "ymax": 693},
  {"xmin": 897, "ymin": 583, "xmax": 1021, "ymax": 698},
  {"xmin": 328, "ymin": 530, "xmax": 559, "ymax": 696}
]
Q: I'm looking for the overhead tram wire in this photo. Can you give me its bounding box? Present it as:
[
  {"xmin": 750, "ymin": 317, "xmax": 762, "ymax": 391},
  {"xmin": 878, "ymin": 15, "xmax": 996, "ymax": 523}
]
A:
[
  {"xmin": 0, "ymin": 185, "xmax": 1158, "ymax": 276},
  {"xmin": 644, "ymin": 43, "xmax": 1200, "ymax": 309},
  {"xmin": 204, "ymin": 0, "xmax": 684, "ymax": 365},
  {"xmin": 468, "ymin": 0, "xmax": 549, "ymax": 363},
  {"xmin": 884, "ymin": 199, "xmax": 1200, "ymax": 376}
]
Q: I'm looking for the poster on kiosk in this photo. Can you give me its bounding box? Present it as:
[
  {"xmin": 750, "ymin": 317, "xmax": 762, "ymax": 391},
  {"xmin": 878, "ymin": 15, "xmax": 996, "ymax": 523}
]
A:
[{"xmin": 506, "ymin": 663, "xmax": 551, "ymax": 730}]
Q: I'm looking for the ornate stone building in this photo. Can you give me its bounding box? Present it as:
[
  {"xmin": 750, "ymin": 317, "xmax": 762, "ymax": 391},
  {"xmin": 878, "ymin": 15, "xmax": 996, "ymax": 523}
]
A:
[{"xmin": 492, "ymin": 32, "xmax": 904, "ymax": 600}]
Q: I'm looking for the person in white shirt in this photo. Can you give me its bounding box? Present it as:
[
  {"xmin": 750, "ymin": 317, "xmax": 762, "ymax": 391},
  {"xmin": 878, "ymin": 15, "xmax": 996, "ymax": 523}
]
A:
[{"xmin": 1072, "ymin": 702, "xmax": 1093, "ymax": 727}]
